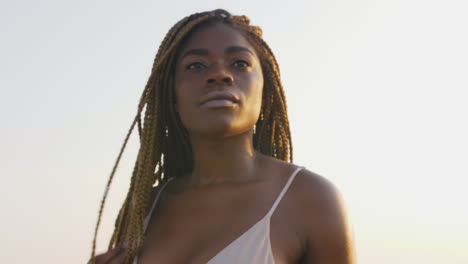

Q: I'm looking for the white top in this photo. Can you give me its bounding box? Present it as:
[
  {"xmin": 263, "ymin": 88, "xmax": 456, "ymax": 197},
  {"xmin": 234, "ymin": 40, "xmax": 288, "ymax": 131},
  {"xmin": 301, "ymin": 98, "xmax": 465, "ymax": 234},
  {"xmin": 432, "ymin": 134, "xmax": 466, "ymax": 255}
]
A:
[{"xmin": 134, "ymin": 166, "xmax": 303, "ymax": 264}]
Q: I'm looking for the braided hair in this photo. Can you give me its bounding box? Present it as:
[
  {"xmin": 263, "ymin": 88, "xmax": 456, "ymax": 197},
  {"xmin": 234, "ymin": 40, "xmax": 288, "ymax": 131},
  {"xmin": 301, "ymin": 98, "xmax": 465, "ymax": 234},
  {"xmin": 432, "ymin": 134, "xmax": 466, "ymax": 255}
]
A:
[{"xmin": 88, "ymin": 9, "xmax": 293, "ymax": 264}]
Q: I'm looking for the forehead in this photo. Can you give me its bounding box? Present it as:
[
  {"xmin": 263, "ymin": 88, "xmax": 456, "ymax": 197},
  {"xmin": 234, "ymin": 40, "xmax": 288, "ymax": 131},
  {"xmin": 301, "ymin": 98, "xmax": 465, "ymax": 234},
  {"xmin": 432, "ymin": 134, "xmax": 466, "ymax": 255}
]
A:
[{"xmin": 178, "ymin": 23, "xmax": 257, "ymax": 57}]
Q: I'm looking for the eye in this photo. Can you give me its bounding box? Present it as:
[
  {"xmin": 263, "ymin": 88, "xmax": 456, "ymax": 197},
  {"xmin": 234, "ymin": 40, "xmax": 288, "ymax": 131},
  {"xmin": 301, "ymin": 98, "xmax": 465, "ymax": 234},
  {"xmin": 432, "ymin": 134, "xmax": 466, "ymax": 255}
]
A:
[
  {"xmin": 186, "ymin": 62, "xmax": 206, "ymax": 71},
  {"xmin": 232, "ymin": 60, "xmax": 250, "ymax": 68}
]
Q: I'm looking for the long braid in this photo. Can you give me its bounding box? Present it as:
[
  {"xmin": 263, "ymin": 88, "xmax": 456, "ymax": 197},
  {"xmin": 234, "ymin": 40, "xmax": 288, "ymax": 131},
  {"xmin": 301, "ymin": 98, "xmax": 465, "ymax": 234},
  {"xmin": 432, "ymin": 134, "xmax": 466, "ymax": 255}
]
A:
[{"xmin": 88, "ymin": 9, "xmax": 294, "ymax": 264}]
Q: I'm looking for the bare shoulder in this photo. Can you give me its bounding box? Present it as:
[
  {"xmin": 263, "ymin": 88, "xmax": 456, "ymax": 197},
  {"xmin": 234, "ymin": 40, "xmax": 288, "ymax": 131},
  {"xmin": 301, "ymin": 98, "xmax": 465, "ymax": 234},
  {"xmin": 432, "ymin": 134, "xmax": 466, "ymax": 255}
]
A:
[
  {"xmin": 291, "ymin": 168, "xmax": 344, "ymax": 209},
  {"xmin": 287, "ymin": 167, "xmax": 347, "ymax": 228},
  {"xmin": 289, "ymin": 167, "xmax": 356, "ymax": 264}
]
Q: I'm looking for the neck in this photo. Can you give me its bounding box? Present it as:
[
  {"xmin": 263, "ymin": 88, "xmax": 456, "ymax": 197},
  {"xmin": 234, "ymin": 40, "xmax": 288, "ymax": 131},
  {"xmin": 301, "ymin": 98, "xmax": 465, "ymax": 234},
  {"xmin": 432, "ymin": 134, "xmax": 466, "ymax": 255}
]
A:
[{"xmin": 185, "ymin": 130, "xmax": 263, "ymax": 187}]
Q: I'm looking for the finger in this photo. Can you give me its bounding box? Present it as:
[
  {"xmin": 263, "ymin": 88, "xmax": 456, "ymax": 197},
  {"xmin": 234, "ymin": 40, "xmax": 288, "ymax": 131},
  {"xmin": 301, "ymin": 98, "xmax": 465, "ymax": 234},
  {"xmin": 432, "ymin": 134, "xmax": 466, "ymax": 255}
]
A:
[{"xmin": 94, "ymin": 247, "xmax": 123, "ymax": 263}]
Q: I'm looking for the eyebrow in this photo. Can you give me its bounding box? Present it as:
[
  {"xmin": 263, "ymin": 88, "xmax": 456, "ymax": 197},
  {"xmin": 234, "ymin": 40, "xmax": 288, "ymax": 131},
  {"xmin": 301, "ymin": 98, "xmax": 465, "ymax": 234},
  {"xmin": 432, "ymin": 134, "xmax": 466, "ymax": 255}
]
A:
[
  {"xmin": 225, "ymin": 46, "xmax": 255, "ymax": 55},
  {"xmin": 180, "ymin": 48, "xmax": 209, "ymax": 59},
  {"xmin": 180, "ymin": 46, "xmax": 255, "ymax": 59}
]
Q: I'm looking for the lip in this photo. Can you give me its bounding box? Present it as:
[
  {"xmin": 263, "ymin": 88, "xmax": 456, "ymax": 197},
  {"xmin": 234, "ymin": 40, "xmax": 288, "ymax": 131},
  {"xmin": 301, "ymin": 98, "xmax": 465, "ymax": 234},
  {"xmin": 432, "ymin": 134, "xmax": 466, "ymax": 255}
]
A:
[{"xmin": 199, "ymin": 91, "xmax": 240, "ymax": 106}]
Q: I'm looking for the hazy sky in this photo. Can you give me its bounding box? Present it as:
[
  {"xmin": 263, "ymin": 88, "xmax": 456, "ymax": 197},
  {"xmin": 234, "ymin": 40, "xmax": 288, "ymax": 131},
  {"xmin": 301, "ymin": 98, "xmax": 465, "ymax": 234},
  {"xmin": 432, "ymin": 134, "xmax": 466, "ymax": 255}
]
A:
[{"xmin": 1, "ymin": 0, "xmax": 467, "ymax": 263}]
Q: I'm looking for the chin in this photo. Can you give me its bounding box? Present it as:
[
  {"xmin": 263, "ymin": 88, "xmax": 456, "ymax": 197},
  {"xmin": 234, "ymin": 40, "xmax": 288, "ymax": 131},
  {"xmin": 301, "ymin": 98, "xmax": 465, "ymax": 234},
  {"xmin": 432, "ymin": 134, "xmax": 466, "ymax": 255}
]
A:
[{"xmin": 188, "ymin": 120, "xmax": 256, "ymax": 139}]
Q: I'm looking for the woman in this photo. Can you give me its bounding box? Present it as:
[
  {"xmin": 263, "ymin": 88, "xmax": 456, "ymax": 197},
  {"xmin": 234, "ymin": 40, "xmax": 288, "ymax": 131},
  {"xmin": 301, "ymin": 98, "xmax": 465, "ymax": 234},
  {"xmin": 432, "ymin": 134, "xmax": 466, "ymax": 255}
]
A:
[{"xmin": 89, "ymin": 9, "xmax": 354, "ymax": 264}]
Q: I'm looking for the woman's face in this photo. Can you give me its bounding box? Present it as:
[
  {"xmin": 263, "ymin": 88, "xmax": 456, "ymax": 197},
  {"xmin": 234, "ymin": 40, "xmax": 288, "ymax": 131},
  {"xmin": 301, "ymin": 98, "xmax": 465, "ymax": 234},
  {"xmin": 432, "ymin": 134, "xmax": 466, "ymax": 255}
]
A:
[{"xmin": 174, "ymin": 23, "xmax": 264, "ymax": 138}]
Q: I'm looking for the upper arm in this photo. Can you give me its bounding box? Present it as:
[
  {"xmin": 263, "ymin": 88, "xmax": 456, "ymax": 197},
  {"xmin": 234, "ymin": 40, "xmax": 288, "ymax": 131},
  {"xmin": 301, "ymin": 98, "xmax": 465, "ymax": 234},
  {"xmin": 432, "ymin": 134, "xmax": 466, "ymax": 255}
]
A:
[{"xmin": 294, "ymin": 169, "xmax": 355, "ymax": 264}]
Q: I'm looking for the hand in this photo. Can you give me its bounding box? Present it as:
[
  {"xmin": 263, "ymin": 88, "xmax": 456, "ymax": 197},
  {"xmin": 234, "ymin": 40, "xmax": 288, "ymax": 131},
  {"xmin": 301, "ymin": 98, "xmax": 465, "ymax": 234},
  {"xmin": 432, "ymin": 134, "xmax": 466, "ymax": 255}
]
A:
[{"xmin": 93, "ymin": 247, "xmax": 127, "ymax": 264}]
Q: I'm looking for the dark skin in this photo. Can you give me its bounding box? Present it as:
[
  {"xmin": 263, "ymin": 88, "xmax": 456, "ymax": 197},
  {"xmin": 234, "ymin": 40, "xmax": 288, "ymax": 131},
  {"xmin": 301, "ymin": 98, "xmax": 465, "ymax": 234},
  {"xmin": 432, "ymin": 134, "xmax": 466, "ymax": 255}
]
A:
[{"xmin": 95, "ymin": 23, "xmax": 355, "ymax": 264}]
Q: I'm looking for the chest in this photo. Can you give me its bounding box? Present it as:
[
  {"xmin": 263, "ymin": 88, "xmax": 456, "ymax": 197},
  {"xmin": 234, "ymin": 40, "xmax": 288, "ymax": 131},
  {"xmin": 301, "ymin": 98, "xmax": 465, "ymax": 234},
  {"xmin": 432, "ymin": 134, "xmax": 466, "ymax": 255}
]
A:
[{"xmin": 136, "ymin": 181, "xmax": 303, "ymax": 264}]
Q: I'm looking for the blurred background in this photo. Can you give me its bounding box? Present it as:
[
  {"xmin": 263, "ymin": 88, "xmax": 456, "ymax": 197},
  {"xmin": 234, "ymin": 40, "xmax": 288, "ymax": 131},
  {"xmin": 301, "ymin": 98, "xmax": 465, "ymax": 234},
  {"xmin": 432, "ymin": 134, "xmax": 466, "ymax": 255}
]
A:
[{"xmin": 1, "ymin": 0, "xmax": 467, "ymax": 263}]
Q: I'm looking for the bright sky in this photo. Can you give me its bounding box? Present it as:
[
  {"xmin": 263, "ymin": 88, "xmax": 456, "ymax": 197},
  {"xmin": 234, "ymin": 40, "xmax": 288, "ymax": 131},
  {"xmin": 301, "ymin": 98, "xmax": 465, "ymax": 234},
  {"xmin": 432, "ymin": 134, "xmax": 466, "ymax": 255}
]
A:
[{"xmin": 1, "ymin": 0, "xmax": 467, "ymax": 263}]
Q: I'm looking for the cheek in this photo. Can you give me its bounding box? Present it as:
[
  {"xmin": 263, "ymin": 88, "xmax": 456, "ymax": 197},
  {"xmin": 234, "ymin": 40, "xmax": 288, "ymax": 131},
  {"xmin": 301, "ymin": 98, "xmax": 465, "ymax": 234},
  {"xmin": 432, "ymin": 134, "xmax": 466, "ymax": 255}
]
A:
[
  {"xmin": 174, "ymin": 79, "xmax": 205, "ymax": 131},
  {"xmin": 174, "ymin": 73, "xmax": 193, "ymax": 108},
  {"xmin": 246, "ymin": 70, "xmax": 264, "ymax": 115},
  {"xmin": 175, "ymin": 85, "xmax": 193, "ymax": 116}
]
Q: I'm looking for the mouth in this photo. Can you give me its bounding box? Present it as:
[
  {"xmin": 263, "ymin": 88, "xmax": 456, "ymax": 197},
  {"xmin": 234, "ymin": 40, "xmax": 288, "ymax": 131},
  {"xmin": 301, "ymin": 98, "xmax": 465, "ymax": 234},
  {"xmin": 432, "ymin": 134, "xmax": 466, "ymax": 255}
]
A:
[
  {"xmin": 200, "ymin": 99, "xmax": 238, "ymax": 108},
  {"xmin": 199, "ymin": 91, "xmax": 240, "ymax": 108}
]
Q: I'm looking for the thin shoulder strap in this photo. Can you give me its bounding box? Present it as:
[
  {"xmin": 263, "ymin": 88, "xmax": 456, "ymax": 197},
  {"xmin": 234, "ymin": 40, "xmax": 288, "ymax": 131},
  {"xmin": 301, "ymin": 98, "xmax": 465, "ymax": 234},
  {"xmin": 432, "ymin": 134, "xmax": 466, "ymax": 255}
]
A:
[
  {"xmin": 266, "ymin": 166, "xmax": 303, "ymax": 217},
  {"xmin": 143, "ymin": 177, "xmax": 175, "ymax": 230}
]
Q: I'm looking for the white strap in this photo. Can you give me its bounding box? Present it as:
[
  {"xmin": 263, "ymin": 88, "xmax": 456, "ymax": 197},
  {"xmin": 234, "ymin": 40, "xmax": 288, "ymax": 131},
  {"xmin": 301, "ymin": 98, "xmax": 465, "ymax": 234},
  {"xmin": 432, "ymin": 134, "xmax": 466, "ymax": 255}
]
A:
[
  {"xmin": 267, "ymin": 166, "xmax": 303, "ymax": 217},
  {"xmin": 143, "ymin": 177, "xmax": 174, "ymax": 230}
]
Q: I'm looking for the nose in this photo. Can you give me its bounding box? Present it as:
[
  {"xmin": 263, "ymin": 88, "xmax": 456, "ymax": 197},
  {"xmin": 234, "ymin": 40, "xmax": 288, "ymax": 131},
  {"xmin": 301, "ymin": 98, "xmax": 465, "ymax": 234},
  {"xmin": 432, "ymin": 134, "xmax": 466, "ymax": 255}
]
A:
[{"xmin": 206, "ymin": 64, "xmax": 234, "ymax": 86}]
